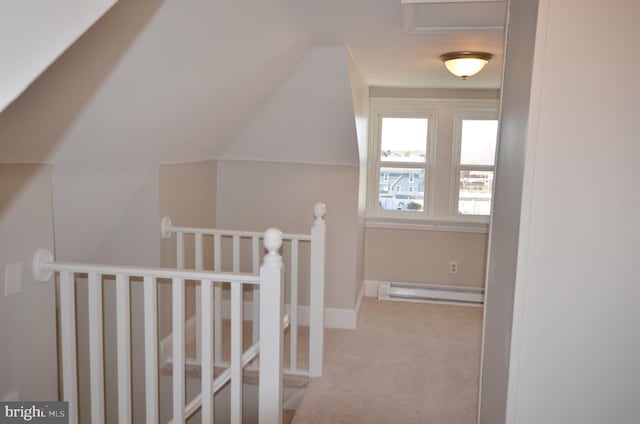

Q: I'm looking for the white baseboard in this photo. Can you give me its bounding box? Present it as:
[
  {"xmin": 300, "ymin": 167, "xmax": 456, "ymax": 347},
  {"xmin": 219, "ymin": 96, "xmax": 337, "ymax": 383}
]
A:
[
  {"xmin": 364, "ymin": 280, "xmax": 381, "ymax": 297},
  {"xmin": 218, "ymin": 300, "xmax": 357, "ymax": 330},
  {"xmin": 323, "ymin": 306, "xmax": 357, "ymax": 330}
]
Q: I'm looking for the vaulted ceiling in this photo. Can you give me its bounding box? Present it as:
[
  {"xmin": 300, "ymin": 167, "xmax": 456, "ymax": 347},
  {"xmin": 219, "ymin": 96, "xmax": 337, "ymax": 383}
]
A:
[{"xmin": 0, "ymin": 0, "xmax": 506, "ymax": 262}]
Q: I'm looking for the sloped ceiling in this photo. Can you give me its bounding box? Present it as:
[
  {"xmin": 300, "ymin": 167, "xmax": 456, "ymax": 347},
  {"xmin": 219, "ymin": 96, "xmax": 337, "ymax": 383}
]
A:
[
  {"xmin": 0, "ymin": 0, "xmax": 314, "ymax": 261},
  {"xmin": 0, "ymin": 0, "xmax": 505, "ymax": 166},
  {"xmin": 221, "ymin": 45, "xmax": 360, "ymax": 166},
  {"xmin": 0, "ymin": 0, "xmax": 118, "ymax": 113},
  {"xmin": 0, "ymin": 0, "xmax": 505, "ymax": 261},
  {"xmin": 0, "ymin": 0, "xmax": 312, "ymax": 166}
]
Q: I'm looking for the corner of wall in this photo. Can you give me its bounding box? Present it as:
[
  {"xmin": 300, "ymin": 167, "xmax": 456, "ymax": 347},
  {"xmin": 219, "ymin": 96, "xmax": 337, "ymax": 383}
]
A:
[
  {"xmin": 345, "ymin": 48, "xmax": 370, "ymax": 307},
  {"xmin": 0, "ymin": 163, "xmax": 57, "ymax": 401}
]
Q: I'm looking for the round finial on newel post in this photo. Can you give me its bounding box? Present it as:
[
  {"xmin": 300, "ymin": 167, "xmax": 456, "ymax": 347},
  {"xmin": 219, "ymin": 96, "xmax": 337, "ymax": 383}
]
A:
[
  {"xmin": 160, "ymin": 216, "xmax": 172, "ymax": 239},
  {"xmin": 313, "ymin": 203, "xmax": 326, "ymax": 223},
  {"xmin": 263, "ymin": 228, "xmax": 283, "ymax": 263},
  {"xmin": 33, "ymin": 249, "xmax": 54, "ymax": 282}
]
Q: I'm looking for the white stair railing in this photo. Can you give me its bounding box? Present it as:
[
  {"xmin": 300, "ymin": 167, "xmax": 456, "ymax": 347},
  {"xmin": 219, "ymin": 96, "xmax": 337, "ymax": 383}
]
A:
[
  {"xmin": 32, "ymin": 228, "xmax": 285, "ymax": 424},
  {"xmin": 160, "ymin": 202, "xmax": 326, "ymax": 377}
]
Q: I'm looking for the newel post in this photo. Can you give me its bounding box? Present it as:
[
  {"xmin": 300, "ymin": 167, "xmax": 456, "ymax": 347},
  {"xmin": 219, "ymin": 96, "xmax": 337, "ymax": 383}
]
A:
[
  {"xmin": 259, "ymin": 228, "xmax": 284, "ymax": 424},
  {"xmin": 309, "ymin": 203, "xmax": 326, "ymax": 377}
]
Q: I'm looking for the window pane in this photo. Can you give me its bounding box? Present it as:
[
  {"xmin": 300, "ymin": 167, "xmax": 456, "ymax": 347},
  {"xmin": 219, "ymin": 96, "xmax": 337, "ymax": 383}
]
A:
[
  {"xmin": 458, "ymin": 170, "xmax": 493, "ymax": 215},
  {"xmin": 380, "ymin": 118, "xmax": 428, "ymax": 162},
  {"xmin": 460, "ymin": 120, "xmax": 498, "ymax": 165},
  {"xmin": 378, "ymin": 167, "xmax": 425, "ymax": 211}
]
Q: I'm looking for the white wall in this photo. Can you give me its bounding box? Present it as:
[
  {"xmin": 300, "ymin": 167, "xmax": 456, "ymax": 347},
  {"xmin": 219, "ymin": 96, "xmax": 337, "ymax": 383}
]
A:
[
  {"xmin": 0, "ymin": 164, "xmax": 57, "ymax": 402},
  {"xmin": 0, "ymin": 0, "xmax": 117, "ymax": 112},
  {"xmin": 490, "ymin": 0, "xmax": 640, "ymax": 422}
]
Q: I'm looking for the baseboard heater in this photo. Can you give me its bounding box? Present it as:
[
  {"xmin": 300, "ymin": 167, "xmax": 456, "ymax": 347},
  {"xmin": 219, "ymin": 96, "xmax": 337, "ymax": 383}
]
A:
[{"xmin": 378, "ymin": 282, "xmax": 484, "ymax": 306}]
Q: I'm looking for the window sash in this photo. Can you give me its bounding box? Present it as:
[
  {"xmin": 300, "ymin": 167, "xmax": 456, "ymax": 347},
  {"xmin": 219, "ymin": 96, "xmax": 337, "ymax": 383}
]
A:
[
  {"xmin": 368, "ymin": 109, "xmax": 436, "ymax": 219},
  {"xmin": 451, "ymin": 112, "xmax": 499, "ymax": 219},
  {"xmin": 454, "ymin": 167, "xmax": 494, "ymax": 216},
  {"xmin": 366, "ymin": 98, "xmax": 499, "ymax": 226}
]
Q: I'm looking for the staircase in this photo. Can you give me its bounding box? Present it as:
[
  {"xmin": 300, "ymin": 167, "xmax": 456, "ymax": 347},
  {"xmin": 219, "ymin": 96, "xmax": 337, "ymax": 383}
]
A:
[
  {"xmin": 30, "ymin": 204, "xmax": 326, "ymax": 423},
  {"xmin": 160, "ymin": 320, "xmax": 312, "ymax": 423}
]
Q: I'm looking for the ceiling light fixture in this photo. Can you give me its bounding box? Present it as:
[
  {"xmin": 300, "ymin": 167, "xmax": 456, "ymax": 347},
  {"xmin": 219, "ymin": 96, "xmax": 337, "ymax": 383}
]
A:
[{"xmin": 440, "ymin": 51, "xmax": 493, "ymax": 80}]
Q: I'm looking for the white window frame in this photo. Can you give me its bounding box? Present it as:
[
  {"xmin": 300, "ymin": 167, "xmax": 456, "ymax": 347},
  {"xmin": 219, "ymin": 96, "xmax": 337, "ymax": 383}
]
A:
[
  {"xmin": 366, "ymin": 97, "xmax": 498, "ymax": 233},
  {"xmin": 367, "ymin": 101, "xmax": 436, "ymax": 220},
  {"xmin": 450, "ymin": 110, "xmax": 499, "ymax": 221}
]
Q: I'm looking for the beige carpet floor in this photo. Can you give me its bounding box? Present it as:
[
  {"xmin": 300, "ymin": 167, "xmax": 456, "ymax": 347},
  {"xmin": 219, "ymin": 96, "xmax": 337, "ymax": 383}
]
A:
[{"xmin": 291, "ymin": 298, "xmax": 483, "ymax": 424}]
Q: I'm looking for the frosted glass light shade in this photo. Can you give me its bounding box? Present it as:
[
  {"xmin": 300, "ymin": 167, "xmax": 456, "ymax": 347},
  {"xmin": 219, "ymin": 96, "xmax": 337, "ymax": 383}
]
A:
[{"xmin": 440, "ymin": 52, "xmax": 493, "ymax": 80}]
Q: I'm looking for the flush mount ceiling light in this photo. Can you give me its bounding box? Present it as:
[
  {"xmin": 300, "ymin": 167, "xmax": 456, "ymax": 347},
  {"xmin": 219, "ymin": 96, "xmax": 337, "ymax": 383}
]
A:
[{"xmin": 440, "ymin": 51, "xmax": 493, "ymax": 80}]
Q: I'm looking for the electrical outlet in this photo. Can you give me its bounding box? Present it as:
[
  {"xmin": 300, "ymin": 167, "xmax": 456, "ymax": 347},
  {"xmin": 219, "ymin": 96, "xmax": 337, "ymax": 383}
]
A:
[
  {"xmin": 448, "ymin": 260, "xmax": 458, "ymax": 275},
  {"xmin": 4, "ymin": 262, "xmax": 22, "ymax": 296}
]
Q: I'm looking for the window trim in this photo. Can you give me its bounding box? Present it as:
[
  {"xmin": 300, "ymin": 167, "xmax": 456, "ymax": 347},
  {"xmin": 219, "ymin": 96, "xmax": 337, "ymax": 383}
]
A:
[{"xmin": 366, "ymin": 97, "xmax": 499, "ymax": 230}]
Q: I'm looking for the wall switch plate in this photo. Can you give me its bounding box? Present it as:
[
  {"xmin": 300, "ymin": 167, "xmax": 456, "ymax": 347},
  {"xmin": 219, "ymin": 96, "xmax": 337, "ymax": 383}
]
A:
[{"xmin": 4, "ymin": 262, "xmax": 22, "ymax": 296}]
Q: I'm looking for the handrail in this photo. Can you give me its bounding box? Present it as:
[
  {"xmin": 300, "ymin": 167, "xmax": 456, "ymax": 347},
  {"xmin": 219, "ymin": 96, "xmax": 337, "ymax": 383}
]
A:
[
  {"xmin": 33, "ymin": 256, "xmax": 260, "ymax": 284},
  {"xmin": 161, "ymin": 219, "xmax": 311, "ymax": 242}
]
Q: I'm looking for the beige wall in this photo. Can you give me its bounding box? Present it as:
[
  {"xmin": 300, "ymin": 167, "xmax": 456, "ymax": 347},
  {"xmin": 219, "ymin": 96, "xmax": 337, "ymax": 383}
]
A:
[
  {"xmin": 0, "ymin": 164, "xmax": 57, "ymax": 402},
  {"xmin": 364, "ymin": 90, "xmax": 496, "ymax": 288},
  {"xmin": 159, "ymin": 160, "xmax": 218, "ymax": 267},
  {"xmin": 370, "ymin": 87, "xmax": 499, "ymax": 100},
  {"xmin": 365, "ymin": 228, "xmax": 487, "ymax": 287},
  {"xmin": 216, "ymin": 160, "xmax": 360, "ymax": 310},
  {"xmin": 159, "ymin": 160, "xmax": 218, "ymax": 338}
]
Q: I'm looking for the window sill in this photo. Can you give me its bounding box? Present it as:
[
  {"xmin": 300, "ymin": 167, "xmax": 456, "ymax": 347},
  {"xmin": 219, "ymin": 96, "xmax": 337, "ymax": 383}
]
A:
[{"xmin": 365, "ymin": 217, "xmax": 489, "ymax": 233}]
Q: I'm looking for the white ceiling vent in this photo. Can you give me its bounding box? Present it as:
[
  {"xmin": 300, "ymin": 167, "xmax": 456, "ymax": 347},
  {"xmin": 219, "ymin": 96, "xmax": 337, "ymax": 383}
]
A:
[{"xmin": 401, "ymin": 0, "xmax": 507, "ymax": 34}]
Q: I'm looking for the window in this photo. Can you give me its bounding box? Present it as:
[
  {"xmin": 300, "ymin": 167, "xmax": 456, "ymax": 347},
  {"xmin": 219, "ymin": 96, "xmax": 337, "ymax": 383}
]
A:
[
  {"xmin": 453, "ymin": 114, "xmax": 499, "ymax": 217},
  {"xmin": 369, "ymin": 110, "xmax": 434, "ymax": 215},
  {"xmin": 367, "ymin": 97, "xmax": 498, "ymax": 229}
]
